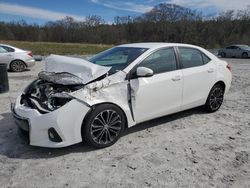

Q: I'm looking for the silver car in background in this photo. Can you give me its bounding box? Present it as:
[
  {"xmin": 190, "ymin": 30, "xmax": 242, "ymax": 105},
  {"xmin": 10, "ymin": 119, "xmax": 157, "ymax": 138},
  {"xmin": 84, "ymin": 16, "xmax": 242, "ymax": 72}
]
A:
[
  {"xmin": 0, "ymin": 44, "xmax": 35, "ymax": 72},
  {"xmin": 218, "ymin": 44, "xmax": 250, "ymax": 58}
]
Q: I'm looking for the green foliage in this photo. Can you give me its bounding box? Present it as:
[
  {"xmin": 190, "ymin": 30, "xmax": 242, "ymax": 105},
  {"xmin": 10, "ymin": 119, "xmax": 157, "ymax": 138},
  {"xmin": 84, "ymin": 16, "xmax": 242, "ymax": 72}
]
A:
[
  {"xmin": 0, "ymin": 4, "xmax": 249, "ymax": 49},
  {"xmin": 0, "ymin": 40, "xmax": 112, "ymax": 55}
]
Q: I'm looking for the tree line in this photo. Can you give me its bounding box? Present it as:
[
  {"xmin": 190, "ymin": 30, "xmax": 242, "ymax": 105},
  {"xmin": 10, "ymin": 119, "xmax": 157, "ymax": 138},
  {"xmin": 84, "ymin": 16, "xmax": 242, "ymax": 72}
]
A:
[{"xmin": 0, "ymin": 3, "xmax": 250, "ymax": 48}]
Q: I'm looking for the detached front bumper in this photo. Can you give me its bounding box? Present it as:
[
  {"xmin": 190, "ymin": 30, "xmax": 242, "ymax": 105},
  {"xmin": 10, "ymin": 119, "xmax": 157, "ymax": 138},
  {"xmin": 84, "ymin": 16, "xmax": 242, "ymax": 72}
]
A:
[
  {"xmin": 11, "ymin": 94, "xmax": 90, "ymax": 148},
  {"xmin": 12, "ymin": 104, "xmax": 30, "ymax": 144}
]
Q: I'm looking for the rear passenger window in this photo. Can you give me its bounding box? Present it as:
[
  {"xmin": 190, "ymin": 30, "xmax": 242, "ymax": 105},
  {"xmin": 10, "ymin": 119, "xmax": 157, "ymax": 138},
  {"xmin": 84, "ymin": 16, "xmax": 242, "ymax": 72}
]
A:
[
  {"xmin": 202, "ymin": 53, "xmax": 211, "ymax": 64},
  {"xmin": 139, "ymin": 48, "xmax": 177, "ymax": 74},
  {"xmin": 179, "ymin": 47, "xmax": 209, "ymax": 69},
  {"xmin": 1, "ymin": 46, "xmax": 15, "ymax": 52}
]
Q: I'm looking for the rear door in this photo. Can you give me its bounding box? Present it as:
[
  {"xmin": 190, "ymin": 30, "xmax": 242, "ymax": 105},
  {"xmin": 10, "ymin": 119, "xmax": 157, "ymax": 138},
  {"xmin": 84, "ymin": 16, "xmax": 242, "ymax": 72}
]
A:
[
  {"xmin": 234, "ymin": 46, "xmax": 242, "ymax": 57},
  {"xmin": 0, "ymin": 46, "xmax": 12, "ymax": 64},
  {"xmin": 177, "ymin": 47, "xmax": 216, "ymax": 110},
  {"xmin": 225, "ymin": 46, "xmax": 233, "ymax": 57},
  {"xmin": 230, "ymin": 46, "xmax": 238, "ymax": 57},
  {"xmin": 130, "ymin": 47, "xmax": 183, "ymax": 123}
]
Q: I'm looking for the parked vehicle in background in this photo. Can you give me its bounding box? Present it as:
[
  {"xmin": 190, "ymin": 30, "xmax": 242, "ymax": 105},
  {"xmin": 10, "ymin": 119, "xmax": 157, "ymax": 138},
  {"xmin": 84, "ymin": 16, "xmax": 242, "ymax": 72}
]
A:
[
  {"xmin": 218, "ymin": 45, "xmax": 250, "ymax": 58},
  {"xmin": 12, "ymin": 43, "xmax": 232, "ymax": 148},
  {"xmin": 0, "ymin": 44, "xmax": 35, "ymax": 72}
]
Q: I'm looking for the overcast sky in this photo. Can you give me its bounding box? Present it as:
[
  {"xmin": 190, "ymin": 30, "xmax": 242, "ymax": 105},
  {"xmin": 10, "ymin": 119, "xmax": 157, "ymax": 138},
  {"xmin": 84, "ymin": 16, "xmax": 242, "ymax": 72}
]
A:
[{"xmin": 0, "ymin": 0, "xmax": 249, "ymax": 24}]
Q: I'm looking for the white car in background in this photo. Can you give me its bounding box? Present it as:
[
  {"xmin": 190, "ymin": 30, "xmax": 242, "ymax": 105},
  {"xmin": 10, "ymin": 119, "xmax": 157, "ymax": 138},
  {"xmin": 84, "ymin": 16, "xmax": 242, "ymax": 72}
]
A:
[
  {"xmin": 12, "ymin": 43, "xmax": 232, "ymax": 148},
  {"xmin": 218, "ymin": 44, "xmax": 250, "ymax": 58},
  {"xmin": 0, "ymin": 44, "xmax": 35, "ymax": 72}
]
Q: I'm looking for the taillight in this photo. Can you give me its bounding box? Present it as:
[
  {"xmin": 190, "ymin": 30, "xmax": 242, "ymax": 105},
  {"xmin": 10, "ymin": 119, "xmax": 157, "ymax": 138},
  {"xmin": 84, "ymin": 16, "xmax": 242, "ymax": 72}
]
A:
[
  {"xmin": 28, "ymin": 51, "xmax": 33, "ymax": 57},
  {"xmin": 226, "ymin": 64, "xmax": 231, "ymax": 71}
]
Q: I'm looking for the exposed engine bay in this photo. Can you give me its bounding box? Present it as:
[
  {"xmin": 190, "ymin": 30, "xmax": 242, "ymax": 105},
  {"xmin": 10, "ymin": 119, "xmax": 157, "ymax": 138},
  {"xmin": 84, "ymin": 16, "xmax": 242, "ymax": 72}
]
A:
[
  {"xmin": 20, "ymin": 73, "xmax": 85, "ymax": 114},
  {"xmin": 18, "ymin": 55, "xmax": 117, "ymax": 114}
]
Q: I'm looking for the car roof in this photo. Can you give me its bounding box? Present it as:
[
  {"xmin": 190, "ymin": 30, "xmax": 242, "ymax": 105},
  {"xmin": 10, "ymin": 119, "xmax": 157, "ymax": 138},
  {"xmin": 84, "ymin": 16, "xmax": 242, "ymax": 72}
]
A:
[
  {"xmin": 234, "ymin": 44, "xmax": 249, "ymax": 47},
  {"xmin": 227, "ymin": 44, "xmax": 249, "ymax": 47},
  {"xmin": 118, "ymin": 42, "xmax": 201, "ymax": 49},
  {"xmin": 0, "ymin": 44, "xmax": 25, "ymax": 52},
  {"xmin": 0, "ymin": 43, "xmax": 16, "ymax": 48}
]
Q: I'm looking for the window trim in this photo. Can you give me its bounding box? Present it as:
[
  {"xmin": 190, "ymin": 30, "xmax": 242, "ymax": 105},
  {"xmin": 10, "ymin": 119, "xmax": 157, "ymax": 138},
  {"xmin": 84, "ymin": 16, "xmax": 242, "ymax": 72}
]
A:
[
  {"xmin": 226, "ymin": 46, "xmax": 234, "ymax": 49},
  {"xmin": 201, "ymin": 52, "xmax": 211, "ymax": 65},
  {"xmin": 176, "ymin": 47, "xmax": 211, "ymax": 69},
  {"xmin": 127, "ymin": 47, "xmax": 180, "ymax": 80}
]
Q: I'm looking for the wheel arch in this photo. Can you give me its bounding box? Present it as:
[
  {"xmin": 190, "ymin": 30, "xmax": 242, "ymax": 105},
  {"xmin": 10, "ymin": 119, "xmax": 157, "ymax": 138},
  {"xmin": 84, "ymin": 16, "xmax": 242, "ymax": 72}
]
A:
[
  {"xmin": 204, "ymin": 81, "xmax": 225, "ymax": 112},
  {"xmin": 81, "ymin": 102, "xmax": 129, "ymax": 139},
  {"xmin": 214, "ymin": 80, "xmax": 226, "ymax": 91},
  {"xmin": 242, "ymin": 51, "xmax": 249, "ymax": 57},
  {"xmin": 10, "ymin": 59, "xmax": 27, "ymax": 68},
  {"xmin": 206, "ymin": 80, "xmax": 226, "ymax": 102}
]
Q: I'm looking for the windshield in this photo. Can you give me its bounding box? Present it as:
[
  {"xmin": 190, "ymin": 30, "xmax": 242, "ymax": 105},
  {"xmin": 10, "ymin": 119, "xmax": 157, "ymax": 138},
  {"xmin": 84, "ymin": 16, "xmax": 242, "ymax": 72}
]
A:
[
  {"xmin": 238, "ymin": 45, "xmax": 250, "ymax": 50},
  {"xmin": 90, "ymin": 47, "xmax": 148, "ymax": 74}
]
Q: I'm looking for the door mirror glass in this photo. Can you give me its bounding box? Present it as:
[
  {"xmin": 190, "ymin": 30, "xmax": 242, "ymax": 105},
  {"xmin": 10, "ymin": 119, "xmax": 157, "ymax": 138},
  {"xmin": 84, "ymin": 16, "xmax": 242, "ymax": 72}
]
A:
[{"xmin": 136, "ymin": 67, "xmax": 154, "ymax": 77}]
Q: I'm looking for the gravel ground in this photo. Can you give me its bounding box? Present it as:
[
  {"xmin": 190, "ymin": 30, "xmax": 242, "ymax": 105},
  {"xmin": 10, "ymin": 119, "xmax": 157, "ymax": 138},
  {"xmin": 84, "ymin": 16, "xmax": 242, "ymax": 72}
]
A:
[{"xmin": 0, "ymin": 58, "xmax": 249, "ymax": 188}]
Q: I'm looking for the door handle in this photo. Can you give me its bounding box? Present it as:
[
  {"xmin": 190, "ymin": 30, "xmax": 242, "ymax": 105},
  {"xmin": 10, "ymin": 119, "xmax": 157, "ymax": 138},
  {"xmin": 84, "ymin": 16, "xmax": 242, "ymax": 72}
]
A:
[
  {"xmin": 207, "ymin": 68, "xmax": 214, "ymax": 73},
  {"xmin": 172, "ymin": 75, "xmax": 181, "ymax": 81}
]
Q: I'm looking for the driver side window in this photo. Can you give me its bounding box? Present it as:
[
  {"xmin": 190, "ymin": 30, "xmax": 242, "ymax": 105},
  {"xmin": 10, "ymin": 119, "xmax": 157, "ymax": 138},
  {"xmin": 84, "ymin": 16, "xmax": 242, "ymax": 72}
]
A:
[{"xmin": 139, "ymin": 48, "xmax": 177, "ymax": 74}]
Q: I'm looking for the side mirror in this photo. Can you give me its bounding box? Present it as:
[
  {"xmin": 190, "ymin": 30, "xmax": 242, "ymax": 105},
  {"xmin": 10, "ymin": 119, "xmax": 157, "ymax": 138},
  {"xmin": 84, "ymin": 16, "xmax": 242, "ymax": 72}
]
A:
[{"xmin": 136, "ymin": 67, "xmax": 154, "ymax": 77}]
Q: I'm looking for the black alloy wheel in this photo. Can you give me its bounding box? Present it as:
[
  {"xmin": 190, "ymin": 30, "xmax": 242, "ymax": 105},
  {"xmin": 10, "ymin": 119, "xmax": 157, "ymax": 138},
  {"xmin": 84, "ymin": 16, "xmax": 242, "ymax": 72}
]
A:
[
  {"xmin": 83, "ymin": 104, "xmax": 125, "ymax": 148},
  {"xmin": 204, "ymin": 84, "xmax": 224, "ymax": 112}
]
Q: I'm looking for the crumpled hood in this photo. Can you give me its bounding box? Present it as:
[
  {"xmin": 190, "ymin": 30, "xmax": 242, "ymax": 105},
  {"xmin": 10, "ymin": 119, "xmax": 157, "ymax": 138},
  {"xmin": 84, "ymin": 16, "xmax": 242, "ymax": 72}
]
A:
[{"xmin": 44, "ymin": 55, "xmax": 111, "ymax": 84}]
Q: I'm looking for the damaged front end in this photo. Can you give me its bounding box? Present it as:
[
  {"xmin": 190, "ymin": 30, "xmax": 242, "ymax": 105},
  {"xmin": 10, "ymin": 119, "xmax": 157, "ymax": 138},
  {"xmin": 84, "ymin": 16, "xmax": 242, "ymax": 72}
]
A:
[
  {"xmin": 19, "ymin": 55, "xmax": 112, "ymax": 114},
  {"xmin": 11, "ymin": 54, "xmax": 137, "ymax": 148},
  {"xmin": 21, "ymin": 72, "xmax": 85, "ymax": 114}
]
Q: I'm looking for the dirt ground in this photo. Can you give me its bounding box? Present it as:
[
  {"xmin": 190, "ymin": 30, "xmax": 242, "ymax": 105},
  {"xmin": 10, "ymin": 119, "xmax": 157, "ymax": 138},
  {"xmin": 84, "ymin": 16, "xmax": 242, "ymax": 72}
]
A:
[{"xmin": 0, "ymin": 58, "xmax": 249, "ymax": 188}]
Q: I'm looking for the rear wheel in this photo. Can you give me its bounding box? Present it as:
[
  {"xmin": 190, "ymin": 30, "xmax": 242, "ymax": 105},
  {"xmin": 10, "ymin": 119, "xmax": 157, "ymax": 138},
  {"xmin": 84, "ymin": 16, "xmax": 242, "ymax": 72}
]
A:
[
  {"xmin": 82, "ymin": 104, "xmax": 125, "ymax": 148},
  {"xmin": 242, "ymin": 52, "xmax": 248, "ymax": 58},
  {"xmin": 10, "ymin": 60, "xmax": 26, "ymax": 72},
  {"xmin": 204, "ymin": 84, "xmax": 224, "ymax": 112}
]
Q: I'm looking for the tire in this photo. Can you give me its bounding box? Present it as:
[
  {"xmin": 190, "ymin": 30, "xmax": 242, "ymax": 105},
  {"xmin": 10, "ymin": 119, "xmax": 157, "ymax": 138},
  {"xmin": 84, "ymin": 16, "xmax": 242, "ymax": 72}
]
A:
[
  {"xmin": 221, "ymin": 52, "xmax": 226, "ymax": 58},
  {"xmin": 204, "ymin": 84, "xmax": 225, "ymax": 113},
  {"xmin": 82, "ymin": 104, "xmax": 125, "ymax": 148},
  {"xmin": 242, "ymin": 52, "xmax": 248, "ymax": 58},
  {"xmin": 10, "ymin": 60, "xmax": 26, "ymax": 72}
]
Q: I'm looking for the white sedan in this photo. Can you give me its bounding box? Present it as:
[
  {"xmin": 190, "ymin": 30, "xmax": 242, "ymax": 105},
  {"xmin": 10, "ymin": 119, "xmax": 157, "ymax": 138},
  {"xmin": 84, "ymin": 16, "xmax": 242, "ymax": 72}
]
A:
[
  {"xmin": 0, "ymin": 44, "xmax": 35, "ymax": 72},
  {"xmin": 12, "ymin": 43, "xmax": 232, "ymax": 148}
]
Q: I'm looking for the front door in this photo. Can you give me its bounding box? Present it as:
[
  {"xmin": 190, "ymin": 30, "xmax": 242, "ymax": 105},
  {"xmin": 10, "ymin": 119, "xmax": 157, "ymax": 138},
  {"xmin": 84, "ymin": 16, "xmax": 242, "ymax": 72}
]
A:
[{"xmin": 130, "ymin": 47, "xmax": 183, "ymax": 123}]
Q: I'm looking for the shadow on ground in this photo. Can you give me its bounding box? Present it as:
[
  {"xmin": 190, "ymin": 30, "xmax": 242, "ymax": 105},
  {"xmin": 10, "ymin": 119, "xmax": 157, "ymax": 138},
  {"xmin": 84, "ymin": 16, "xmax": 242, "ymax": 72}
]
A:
[
  {"xmin": 8, "ymin": 68, "xmax": 31, "ymax": 73},
  {"xmin": 0, "ymin": 107, "xmax": 205, "ymax": 160}
]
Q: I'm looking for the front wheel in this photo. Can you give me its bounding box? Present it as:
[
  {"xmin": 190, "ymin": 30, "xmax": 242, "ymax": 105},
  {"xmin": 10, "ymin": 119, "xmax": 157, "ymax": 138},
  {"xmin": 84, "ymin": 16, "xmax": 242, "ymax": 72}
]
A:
[
  {"xmin": 204, "ymin": 84, "xmax": 224, "ymax": 113},
  {"xmin": 82, "ymin": 104, "xmax": 125, "ymax": 148}
]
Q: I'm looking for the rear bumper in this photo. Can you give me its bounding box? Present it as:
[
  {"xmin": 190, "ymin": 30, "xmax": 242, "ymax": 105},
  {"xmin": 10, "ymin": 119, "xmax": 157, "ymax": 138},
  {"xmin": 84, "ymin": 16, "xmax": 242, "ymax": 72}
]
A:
[{"xmin": 25, "ymin": 59, "xmax": 35, "ymax": 67}]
